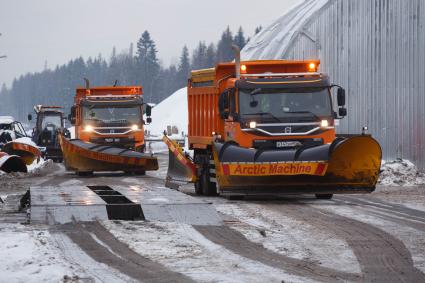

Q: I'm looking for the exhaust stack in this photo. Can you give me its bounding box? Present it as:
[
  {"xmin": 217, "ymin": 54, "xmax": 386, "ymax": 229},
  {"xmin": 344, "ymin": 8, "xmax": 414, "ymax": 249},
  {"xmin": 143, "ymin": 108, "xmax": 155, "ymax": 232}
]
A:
[{"xmin": 232, "ymin": 44, "xmax": 241, "ymax": 79}]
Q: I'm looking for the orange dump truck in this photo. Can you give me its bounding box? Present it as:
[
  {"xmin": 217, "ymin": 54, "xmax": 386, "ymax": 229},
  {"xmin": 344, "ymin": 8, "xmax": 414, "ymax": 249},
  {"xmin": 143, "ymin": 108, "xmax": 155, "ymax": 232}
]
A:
[
  {"xmin": 62, "ymin": 80, "xmax": 158, "ymax": 175},
  {"xmin": 165, "ymin": 46, "xmax": 381, "ymax": 198}
]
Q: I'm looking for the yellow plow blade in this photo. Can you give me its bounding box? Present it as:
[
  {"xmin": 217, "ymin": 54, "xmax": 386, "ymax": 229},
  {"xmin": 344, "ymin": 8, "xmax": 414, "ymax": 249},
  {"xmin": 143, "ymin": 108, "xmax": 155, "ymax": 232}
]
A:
[
  {"xmin": 212, "ymin": 136, "xmax": 382, "ymax": 195},
  {"xmin": 163, "ymin": 135, "xmax": 197, "ymax": 188}
]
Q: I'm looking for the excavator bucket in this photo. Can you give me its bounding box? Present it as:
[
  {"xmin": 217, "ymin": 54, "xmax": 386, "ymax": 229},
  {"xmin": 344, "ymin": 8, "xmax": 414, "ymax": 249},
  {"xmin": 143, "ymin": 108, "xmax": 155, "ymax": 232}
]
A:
[
  {"xmin": 59, "ymin": 134, "xmax": 158, "ymax": 174},
  {"xmin": 0, "ymin": 152, "xmax": 27, "ymax": 173},
  {"xmin": 212, "ymin": 135, "xmax": 382, "ymax": 196},
  {"xmin": 163, "ymin": 135, "xmax": 197, "ymax": 188},
  {"xmin": 2, "ymin": 141, "xmax": 41, "ymax": 165}
]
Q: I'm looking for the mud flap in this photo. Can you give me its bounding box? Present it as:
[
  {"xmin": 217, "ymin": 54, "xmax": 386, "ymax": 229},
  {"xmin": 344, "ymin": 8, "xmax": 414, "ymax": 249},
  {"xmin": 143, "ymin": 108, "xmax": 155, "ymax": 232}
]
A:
[
  {"xmin": 0, "ymin": 152, "xmax": 28, "ymax": 173},
  {"xmin": 162, "ymin": 135, "xmax": 197, "ymax": 189},
  {"xmin": 212, "ymin": 136, "xmax": 381, "ymax": 195}
]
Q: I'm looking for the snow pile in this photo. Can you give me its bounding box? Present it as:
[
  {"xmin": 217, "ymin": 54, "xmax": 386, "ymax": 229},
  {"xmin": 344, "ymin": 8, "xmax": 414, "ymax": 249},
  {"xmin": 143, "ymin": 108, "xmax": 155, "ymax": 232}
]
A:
[
  {"xmin": 145, "ymin": 87, "xmax": 188, "ymax": 138},
  {"xmin": 27, "ymin": 158, "xmax": 53, "ymax": 175},
  {"xmin": 379, "ymin": 159, "xmax": 425, "ymax": 186}
]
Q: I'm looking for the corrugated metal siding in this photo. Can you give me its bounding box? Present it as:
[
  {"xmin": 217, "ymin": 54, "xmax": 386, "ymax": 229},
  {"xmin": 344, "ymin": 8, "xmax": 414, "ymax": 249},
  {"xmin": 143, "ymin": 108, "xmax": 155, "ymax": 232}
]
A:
[{"xmin": 277, "ymin": 0, "xmax": 425, "ymax": 169}]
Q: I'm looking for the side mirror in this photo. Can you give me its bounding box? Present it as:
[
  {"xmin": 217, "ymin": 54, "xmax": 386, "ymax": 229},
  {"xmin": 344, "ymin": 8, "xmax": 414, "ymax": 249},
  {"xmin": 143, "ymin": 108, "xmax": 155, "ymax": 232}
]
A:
[
  {"xmin": 339, "ymin": 108, "xmax": 347, "ymax": 117},
  {"xmin": 27, "ymin": 114, "xmax": 32, "ymax": 121},
  {"xmin": 69, "ymin": 106, "xmax": 76, "ymax": 125},
  {"xmin": 218, "ymin": 91, "xmax": 230, "ymax": 119},
  {"xmin": 337, "ymin": 88, "xmax": 346, "ymax": 106},
  {"xmin": 146, "ymin": 117, "xmax": 152, "ymax": 124},
  {"xmin": 145, "ymin": 104, "xmax": 152, "ymax": 117}
]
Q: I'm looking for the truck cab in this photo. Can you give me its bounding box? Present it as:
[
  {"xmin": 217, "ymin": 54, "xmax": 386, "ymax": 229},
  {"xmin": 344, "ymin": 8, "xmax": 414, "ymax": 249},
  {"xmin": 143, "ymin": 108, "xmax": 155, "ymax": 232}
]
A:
[
  {"xmin": 217, "ymin": 68, "xmax": 347, "ymax": 150},
  {"xmin": 69, "ymin": 85, "xmax": 152, "ymax": 152},
  {"xmin": 28, "ymin": 106, "xmax": 67, "ymax": 161}
]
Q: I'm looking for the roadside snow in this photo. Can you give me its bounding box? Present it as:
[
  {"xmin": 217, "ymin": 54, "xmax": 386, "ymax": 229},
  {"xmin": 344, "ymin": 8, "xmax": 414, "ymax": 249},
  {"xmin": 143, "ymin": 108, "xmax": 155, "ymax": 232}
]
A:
[
  {"xmin": 145, "ymin": 87, "xmax": 187, "ymax": 138},
  {"xmin": 379, "ymin": 159, "xmax": 425, "ymax": 186},
  {"xmin": 0, "ymin": 224, "xmax": 87, "ymax": 282},
  {"xmin": 103, "ymin": 220, "xmax": 316, "ymax": 283}
]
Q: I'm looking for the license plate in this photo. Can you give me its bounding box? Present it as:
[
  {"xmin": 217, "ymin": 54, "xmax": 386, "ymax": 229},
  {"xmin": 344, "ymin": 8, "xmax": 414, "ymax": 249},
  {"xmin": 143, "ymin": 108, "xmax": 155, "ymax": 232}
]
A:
[
  {"xmin": 105, "ymin": 138, "xmax": 120, "ymax": 142},
  {"xmin": 276, "ymin": 141, "xmax": 302, "ymax": 148}
]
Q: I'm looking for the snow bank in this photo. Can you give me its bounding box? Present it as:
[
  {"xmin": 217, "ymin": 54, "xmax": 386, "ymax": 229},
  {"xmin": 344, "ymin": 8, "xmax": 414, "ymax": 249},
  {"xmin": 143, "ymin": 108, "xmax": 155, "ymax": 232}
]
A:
[
  {"xmin": 145, "ymin": 87, "xmax": 187, "ymax": 138},
  {"xmin": 27, "ymin": 158, "xmax": 53, "ymax": 174},
  {"xmin": 379, "ymin": 159, "xmax": 425, "ymax": 186}
]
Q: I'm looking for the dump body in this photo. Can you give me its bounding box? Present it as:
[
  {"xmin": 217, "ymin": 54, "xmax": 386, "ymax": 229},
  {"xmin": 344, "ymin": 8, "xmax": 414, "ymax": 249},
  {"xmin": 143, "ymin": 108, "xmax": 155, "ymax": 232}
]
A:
[{"xmin": 166, "ymin": 59, "xmax": 381, "ymax": 198}]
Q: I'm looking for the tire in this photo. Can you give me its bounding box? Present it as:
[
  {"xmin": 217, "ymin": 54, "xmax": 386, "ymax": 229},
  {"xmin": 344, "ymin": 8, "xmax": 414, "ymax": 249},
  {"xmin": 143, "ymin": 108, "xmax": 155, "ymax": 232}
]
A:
[
  {"xmin": 76, "ymin": 171, "xmax": 93, "ymax": 177},
  {"xmin": 194, "ymin": 181, "xmax": 203, "ymax": 195},
  {"xmin": 201, "ymin": 168, "xmax": 217, "ymax": 196},
  {"xmin": 315, "ymin": 194, "xmax": 333, "ymax": 200}
]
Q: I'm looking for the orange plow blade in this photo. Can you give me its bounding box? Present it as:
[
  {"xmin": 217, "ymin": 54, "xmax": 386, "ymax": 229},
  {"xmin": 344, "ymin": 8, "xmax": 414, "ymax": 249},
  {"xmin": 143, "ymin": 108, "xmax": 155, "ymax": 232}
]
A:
[
  {"xmin": 2, "ymin": 141, "xmax": 41, "ymax": 165},
  {"xmin": 212, "ymin": 136, "xmax": 382, "ymax": 196},
  {"xmin": 59, "ymin": 134, "xmax": 158, "ymax": 174}
]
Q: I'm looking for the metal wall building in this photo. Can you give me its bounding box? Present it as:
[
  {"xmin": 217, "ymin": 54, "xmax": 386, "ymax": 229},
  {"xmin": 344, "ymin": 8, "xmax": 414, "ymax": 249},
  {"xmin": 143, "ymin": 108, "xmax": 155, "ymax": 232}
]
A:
[{"xmin": 241, "ymin": 0, "xmax": 425, "ymax": 169}]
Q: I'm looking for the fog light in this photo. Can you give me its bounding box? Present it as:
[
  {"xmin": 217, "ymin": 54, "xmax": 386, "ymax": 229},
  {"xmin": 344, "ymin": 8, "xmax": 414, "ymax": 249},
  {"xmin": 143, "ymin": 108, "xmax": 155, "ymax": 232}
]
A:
[
  {"xmin": 320, "ymin": 120, "xmax": 329, "ymax": 127},
  {"xmin": 249, "ymin": 121, "xmax": 257, "ymax": 129},
  {"xmin": 131, "ymin": 124, "xmax": 139, "ymax": 131},
  {"xmin": 84, "ymin": 125, "xmax": 93, "ymax": 132}
]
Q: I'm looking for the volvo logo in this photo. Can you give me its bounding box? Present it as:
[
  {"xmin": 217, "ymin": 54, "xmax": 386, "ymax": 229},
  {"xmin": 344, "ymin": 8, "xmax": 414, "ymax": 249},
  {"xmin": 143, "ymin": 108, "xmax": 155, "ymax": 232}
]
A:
[{"xmin": 284, "ymin": 127, "xmax": 292, "ymax": 133}]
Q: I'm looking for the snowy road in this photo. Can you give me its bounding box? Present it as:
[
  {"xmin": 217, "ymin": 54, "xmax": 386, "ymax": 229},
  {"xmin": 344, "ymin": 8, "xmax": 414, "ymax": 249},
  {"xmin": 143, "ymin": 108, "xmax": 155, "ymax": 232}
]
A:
[{"xmin": 0, "ymin": 153, "xmax": 425, "ymax": 282}]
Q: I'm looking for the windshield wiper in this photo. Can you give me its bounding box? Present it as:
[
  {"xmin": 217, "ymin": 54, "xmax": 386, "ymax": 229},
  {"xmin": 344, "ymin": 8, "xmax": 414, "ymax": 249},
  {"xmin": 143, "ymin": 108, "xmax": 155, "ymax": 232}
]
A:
[
  {"xmin": 285, "ymin": 111, "xmax": 320, "ymax": 120},
  {"xmin": 243, "ymin": 112, "xmax": 282, "ymax": 122}
]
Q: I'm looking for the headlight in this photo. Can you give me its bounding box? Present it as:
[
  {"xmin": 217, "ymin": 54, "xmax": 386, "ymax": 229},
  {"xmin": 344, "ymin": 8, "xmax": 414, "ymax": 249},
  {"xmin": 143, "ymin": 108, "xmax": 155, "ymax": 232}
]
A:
[
  {"xmin": 320, "ymin": 120, "xmax": 329, "ymax": 127},
  {"xmin": 84, "ymin": 125, "xmax": 93, "ymax": 132},
  {"xmin": 131, "ymin": 124, "xmax": 139, "ymax": 131},
  {"xmin": 249, "ymin": 121, "xmax": 257, "ymax": 129}
]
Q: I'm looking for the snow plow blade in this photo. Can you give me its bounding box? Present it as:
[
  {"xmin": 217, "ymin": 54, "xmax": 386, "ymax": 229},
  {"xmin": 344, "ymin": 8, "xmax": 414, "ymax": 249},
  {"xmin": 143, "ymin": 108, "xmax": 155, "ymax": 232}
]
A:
[
  {"xmin": 59, "ymin": 134, "xmax": 158, "ymax": 173},
  {"xmin": 163, "ymin": 135, "xmax": 197, "ymax": 188},
  {"xmin": 0, "ymin": 152, "xmax": 28, "ymax": 173},
  {"xmin": 213, "ymin": 136, "xmax": 382, "ymax": 195},
  {"xmin": 2, "ymin": 141, "xmax": 41, "ymax": 165}
]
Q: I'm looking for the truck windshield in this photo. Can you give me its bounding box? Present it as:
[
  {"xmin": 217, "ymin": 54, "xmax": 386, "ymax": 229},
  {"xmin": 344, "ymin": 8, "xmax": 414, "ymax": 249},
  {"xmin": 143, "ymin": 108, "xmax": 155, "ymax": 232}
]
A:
[
  {"xmin": 83, "ymin": 106, "xmax": 141, "ymax": 125},
  {"xmin": 42, "ymin": 115, "xmax": 62, "ymax": 129},
  {"xmin": 238, "ymin": 88, "xmax": 332, "ymax": 122}
]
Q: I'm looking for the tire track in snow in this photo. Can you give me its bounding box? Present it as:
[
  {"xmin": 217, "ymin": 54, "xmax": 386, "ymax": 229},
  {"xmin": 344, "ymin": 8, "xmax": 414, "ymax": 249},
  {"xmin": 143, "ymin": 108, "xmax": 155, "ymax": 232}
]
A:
[
  {"xmin": 59, "ymin": 222, "xmax": 194, "ymax": 283},
  {"xmin": 194, "ymin": 225, "xmax": 360, "ymax": 283},
  {"xmin": 266, "ymin": 203, "xmax": 425, "ymax": 283}
]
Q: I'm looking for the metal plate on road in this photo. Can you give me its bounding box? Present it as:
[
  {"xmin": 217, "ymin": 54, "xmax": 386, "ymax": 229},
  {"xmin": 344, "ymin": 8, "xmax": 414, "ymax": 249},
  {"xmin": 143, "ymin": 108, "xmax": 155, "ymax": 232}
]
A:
[{"xmin": 30, "ymin": 185, "xmax": 222, "ymax": 226}]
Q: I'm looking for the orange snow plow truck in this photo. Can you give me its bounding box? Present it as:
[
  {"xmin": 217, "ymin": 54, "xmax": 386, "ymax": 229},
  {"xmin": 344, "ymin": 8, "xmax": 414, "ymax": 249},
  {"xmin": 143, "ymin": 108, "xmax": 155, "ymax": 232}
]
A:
[
  {"xmin": 60, "ymin": 80, "xmax": 158, "ymax": 175},
  {"xmin": 164, "ymin": 46, "xmax": 382, "ymax": 199}
]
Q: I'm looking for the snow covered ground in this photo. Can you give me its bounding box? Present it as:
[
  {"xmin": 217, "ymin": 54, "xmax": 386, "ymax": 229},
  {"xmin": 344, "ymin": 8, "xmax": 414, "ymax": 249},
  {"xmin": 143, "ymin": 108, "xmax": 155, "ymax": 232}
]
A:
[{"xmin": 0, "ymin": 224, "xmax": 87, "ymax": 282}]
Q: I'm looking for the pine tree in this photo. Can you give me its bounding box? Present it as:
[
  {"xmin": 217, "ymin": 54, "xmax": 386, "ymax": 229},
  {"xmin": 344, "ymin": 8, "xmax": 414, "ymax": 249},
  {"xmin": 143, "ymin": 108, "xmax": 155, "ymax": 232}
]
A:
[
  {"xmin": 255, "ymin": 26, "xmax": 263, "ymax": 34},
  {"xmin": 136, "ymin": 30, "xmax": 160, "ymax": 102},
  {"xmin": 177, "ymin": 46, "xmax": 190, "ymax": 88},
  {"xmin": 217, "ymin": 26, "xmax": 234, "ymax": 62},
  {"xmin": 234, "ymin": 27, "xmax": 246, "ymax": 49}
]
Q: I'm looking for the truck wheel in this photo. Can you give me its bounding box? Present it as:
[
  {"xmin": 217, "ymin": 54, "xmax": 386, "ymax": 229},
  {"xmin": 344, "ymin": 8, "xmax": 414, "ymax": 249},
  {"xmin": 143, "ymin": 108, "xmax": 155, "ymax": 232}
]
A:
[
  {"xmin": 77, "ymin": 171, "xmax": 93, "ymax": 177},
  {"xmin": 315, "ymin": 194, "xmax": 333, "ymax": 200},
  {"xmin": 194, "ymin": 181, "xmax": 203, "ymax": 195},
  {"xmin": 201, "ymin": 170, "xmax": 217, "ymax": 196}
]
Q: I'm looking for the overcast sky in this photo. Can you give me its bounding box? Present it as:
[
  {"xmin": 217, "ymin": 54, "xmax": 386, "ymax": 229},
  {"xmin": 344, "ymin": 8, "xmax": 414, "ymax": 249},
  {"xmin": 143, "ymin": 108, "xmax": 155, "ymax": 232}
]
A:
[{"xmin": 0, "ymin": 0, "xmax": 301, "ymax": 87}]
